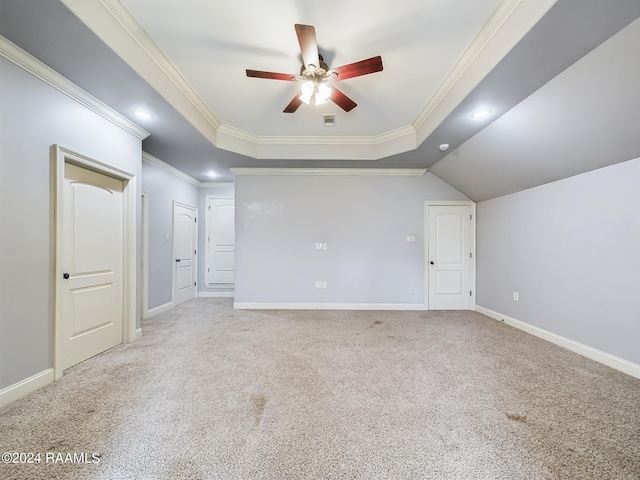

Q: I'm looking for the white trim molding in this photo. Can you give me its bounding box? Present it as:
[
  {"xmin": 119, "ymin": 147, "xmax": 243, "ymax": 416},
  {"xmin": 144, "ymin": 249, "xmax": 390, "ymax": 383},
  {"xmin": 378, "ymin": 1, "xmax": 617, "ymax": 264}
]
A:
[
  {"xmin": 0, "ymin": 369, "xmax": 54, "ymax": 409},
  {"xmin": 412, "ymin": 0, "xmax": 555, "ymax": 145},
  {"xmin": 0, "ymin": 35, "xmax": 149, "ymax": 141},
  {"xmin": 143, "ymin": 152, "xmax": 235, "ymax": 189},
  {"xmin": 141, "ymin": 191, "xmax": 150, "ymax": 320},
  {"xmin": 143, "ymin": 152, "xmax": 201, "ymax": 187},
  {"xmin": 476, "ymin": 306, "xmax": 640, "ymax": 379},
  {"xmin": 231, "ymin": 168, "xmax": 427, "ymax": 177},
  {"xmin": 234, "ymin": 303, "xmax": 428, "ymax": 311},
  {"xmin": 200, "ymin": 182, "xmax": 235, "ymax": 189}
]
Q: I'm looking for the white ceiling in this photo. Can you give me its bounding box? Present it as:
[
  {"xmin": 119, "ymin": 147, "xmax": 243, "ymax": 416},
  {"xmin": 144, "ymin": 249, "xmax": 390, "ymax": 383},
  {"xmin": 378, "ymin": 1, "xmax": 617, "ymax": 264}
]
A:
[
  {"xmin": 119, "ymin": 0, "xmax": 501, "ymax": 137},
  {"xmin": 1, "ymin": 0, "xmax": 639, "ymax": 199}
]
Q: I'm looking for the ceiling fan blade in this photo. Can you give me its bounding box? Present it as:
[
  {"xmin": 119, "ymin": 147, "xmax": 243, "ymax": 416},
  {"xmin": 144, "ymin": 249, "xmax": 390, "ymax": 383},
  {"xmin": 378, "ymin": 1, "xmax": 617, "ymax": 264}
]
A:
[
  {"xmin": 246, "ymin": 69, "xmax": 296, "ymax": 81},
  {"xmin": 283, "ymin": 94, "xmax": 303, "ymax": 113},
  {"xmin": 330, "ymin": 87, "xmax": 357, "ymax": 112},
  {"xmin": 295, "ymin": 24, "xmax": 320, "ymax": 69},
  {"xmin": 330, "ymin": 56, "xmax": 383, "ymax": 81}
]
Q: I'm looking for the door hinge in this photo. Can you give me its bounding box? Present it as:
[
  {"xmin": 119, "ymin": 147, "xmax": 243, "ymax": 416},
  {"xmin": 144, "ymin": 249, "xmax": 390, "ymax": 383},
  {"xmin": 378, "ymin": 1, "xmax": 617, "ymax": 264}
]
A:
[
  {"xmin": 470, "ymin": 290, "xmax": 473, "ymax": 296},
  {"xmin": 194, "ymin": 218, "xmax": 197, "ymax": 223},
  {"xmin": 470, "ymin": 214, "xmax": 473, "ymax": 220},
  {"xmin": 194, "ymin": 249, "xmax": 197, "ymax": 255},
  {"xmin": 470, "ymin": 252, "xmax": 472, "ymax": 258},
  {"xmin": 194, "ymin": 282, "xmax": 197, "ymax": 287}
]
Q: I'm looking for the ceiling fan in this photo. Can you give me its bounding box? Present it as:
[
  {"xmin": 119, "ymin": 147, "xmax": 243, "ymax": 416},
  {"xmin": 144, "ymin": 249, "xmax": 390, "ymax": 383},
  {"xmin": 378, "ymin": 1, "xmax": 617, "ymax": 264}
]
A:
[{"xmin": 246, "ymin": 24, "xmax": 383, "ymax": 113}]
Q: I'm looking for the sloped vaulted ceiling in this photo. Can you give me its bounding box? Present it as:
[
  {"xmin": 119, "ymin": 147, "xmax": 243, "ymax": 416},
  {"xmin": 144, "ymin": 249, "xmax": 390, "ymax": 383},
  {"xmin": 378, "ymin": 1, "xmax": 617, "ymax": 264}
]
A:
[{"xmin": 430, "ymin": 15, "xmax": 640, "ymax": 201}]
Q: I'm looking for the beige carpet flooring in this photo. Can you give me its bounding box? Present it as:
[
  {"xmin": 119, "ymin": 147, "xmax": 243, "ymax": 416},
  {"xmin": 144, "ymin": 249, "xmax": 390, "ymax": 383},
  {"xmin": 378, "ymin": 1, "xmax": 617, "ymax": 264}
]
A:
[{"xmin": 1, "ymin": 298, "xmax": 639, "ymax": 479}]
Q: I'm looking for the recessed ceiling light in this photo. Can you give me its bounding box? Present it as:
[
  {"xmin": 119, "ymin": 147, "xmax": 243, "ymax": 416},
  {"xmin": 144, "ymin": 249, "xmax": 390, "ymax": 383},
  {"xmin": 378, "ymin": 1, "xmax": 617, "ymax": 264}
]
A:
[
  {"xmin": 133, "ymin": 109, "xmax": 153, "ymax": 120},
  {"xmin": 206, "ymin": 171, "xmax": 218, "ymax": 178},
  {"xmin": 470, "ymin": 109, "xmax": 492, "ymax": 119},
  {"xmin": 439, "ymin": 143, "xmax": 450, "ymax": 151}
]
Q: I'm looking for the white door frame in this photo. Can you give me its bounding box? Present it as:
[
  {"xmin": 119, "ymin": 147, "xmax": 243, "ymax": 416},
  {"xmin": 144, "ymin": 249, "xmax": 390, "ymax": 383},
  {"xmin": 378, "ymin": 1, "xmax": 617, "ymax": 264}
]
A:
[
  {"xmin": 172, "ymin": 201, "xmax": 198, "ymax": 304},
  {"xmin": 205, "ymin": 195, "xmax": 235, "ymax": 287},
  {"xmin": 51, "ymin": 145, "xmax": 137, "ymax": 380},
  {"xmin": 424, "ymin": 201, "xmax": 476, "ymax": 310},
  {"xmin": 141, "ymin": 191, "xmax": 149, "ymax": 320}
]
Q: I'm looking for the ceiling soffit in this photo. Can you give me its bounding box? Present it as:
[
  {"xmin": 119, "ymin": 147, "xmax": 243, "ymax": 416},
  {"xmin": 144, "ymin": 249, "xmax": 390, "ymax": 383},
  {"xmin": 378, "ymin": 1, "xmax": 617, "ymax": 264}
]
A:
[{"xmin": 60, "ymin": 0, "xmax": 556, "ymax": 160}]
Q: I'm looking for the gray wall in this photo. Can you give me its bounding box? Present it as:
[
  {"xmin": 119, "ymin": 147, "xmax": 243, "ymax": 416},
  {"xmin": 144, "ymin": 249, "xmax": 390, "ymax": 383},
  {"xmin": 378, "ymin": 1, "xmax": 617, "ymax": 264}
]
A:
[
  {"xmin": 476, "ymin": 157, "xmax": 640, "ymax": 365},
  {"xmin": 0, "ymin": 57, "xmax": 142, "ymax": 390},
  {"xmin": 141, "ymin": 160, "xmax": 198, "ymax": 309},
  {"xmin": 234, "ymin": 173, "xmax": 468, "ymax": 305}
]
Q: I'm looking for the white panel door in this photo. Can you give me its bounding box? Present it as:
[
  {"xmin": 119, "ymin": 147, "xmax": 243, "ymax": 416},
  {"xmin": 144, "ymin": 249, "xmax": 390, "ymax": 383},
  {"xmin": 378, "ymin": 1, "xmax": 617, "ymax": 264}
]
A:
[
  {"xmin": 61, "ymin": 163, "xmax": 124, "ymax": 369},
  {"xmin": 173, "ymin": 202, "xmax": 197, "ymax": 305},
  {"xmin": 428, "ymin": 205, "xmax": 473, "ymax": 310},
  {"xmin": 206, "ymin": 197, "xmax": 235, "ymax": 285}
]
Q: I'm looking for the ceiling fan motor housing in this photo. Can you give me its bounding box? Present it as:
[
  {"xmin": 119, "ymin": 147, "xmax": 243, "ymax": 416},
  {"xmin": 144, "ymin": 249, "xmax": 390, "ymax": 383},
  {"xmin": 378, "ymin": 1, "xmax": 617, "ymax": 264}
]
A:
[{"xmin": 300, "ymin": 55, "xmax": 331, "ymax": 79}]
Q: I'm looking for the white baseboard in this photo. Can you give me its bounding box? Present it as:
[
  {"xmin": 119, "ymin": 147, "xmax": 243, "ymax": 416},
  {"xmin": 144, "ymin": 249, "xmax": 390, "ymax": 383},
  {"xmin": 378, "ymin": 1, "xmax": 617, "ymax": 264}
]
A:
[
  {"xmin": 199, "ymin": 291, "xmax": 234, "ymax": 298},
  {"xmin": 147, "ymin": 301, "xmax": 174, "ymax": 318},
  {"xmin": 476, "ymin": 305, "xmax": 640, "ymax": 379},
  {"xmin": 0, "ymin": 369, "xmax": 55, "ymax": 409},
  {"xmin": 234, "ymin": 302, "xmax": 427, "ymax": 311}
]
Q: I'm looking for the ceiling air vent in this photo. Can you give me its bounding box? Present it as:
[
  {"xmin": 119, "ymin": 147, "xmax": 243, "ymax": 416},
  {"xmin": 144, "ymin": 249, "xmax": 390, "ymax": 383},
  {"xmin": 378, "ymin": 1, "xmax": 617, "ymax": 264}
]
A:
[{"xmin": 323, "ymin": 114, "xmax": 336, "ymax": 127}]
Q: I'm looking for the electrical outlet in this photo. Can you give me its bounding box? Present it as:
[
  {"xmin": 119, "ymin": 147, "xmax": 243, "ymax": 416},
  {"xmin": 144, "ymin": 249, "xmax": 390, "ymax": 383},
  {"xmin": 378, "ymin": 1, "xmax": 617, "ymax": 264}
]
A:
[
  {"xmin": 315, "ymin": 281, "xmax": 323, "ymax": 289},
  {"xmin": 513, "ymin": 292, "xmax": 519, "ymax": 301},
  {"xmin": 322, "ymin": 243, "xmax": 328, "ymax": 250},
  {"xmin": 322, "ymin": 281, "xmax": 327, "ymax": 289},
  {"xmin": 315, "ymin": 243, "xmax": 323, "ymax": 250}
]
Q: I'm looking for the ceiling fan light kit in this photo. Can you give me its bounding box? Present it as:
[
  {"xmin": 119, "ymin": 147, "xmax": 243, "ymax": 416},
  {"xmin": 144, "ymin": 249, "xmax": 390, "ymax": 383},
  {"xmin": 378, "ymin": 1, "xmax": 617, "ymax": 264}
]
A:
[
  {"xmin": 246, "ymin": 24, "xmax": 383, "ymax": 113},
  {"xmin": 299, "ymin": 81, "xmax": 331, "ymax": 106}
]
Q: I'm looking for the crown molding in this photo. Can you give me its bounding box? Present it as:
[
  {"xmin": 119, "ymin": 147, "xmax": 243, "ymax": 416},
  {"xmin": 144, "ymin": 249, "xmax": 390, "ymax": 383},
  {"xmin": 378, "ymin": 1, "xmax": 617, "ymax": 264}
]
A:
[
  {"xmin": 200, "ymin": 182, "xmax": 235, "ymax": 189},
  {"xmin": 142, "ymin": 152, "xmax": 236, "ymax": 188},
  {"xmin": 0, "ymin": 35, "xmax": 150, "ymax": 141},
  {"xmin": 230, "ymin": 168, "xmax": 427, "ymax": 177},
  {"xmin": 60, "ymin": 0, "xmax": 220, "ymax": 147},
  {"xmin": 413, "ymin": 0, "xmax": 556, "ymax": 144},
  {"xmin": 97, "ymin": 0, "xmax": 222, "ymax": 131},
  {"xmin": 216, "ymin": 125, "xmax": 417, "ymax": 160},
  {"xmin": 217, "ymin": 124, "xmax": 416, "ymax": 146},
  {"xmin": 142, "ymin": 152, "xmax": 201, "ymax": 187}
]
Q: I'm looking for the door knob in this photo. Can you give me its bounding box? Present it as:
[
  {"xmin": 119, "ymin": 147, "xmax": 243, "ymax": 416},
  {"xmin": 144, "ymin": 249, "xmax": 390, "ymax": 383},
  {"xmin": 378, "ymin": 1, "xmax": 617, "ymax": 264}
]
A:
[
  {"xmin": 63, "ymin": 272, "xmax": 70, "ymax": 279},
  {"xmin": 175, "ymin": 259, "xmax": 181, "ymax": 263},
  {"xmin": 430, "ymin": 261, "xmax": 434, "ymax": 265}
]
